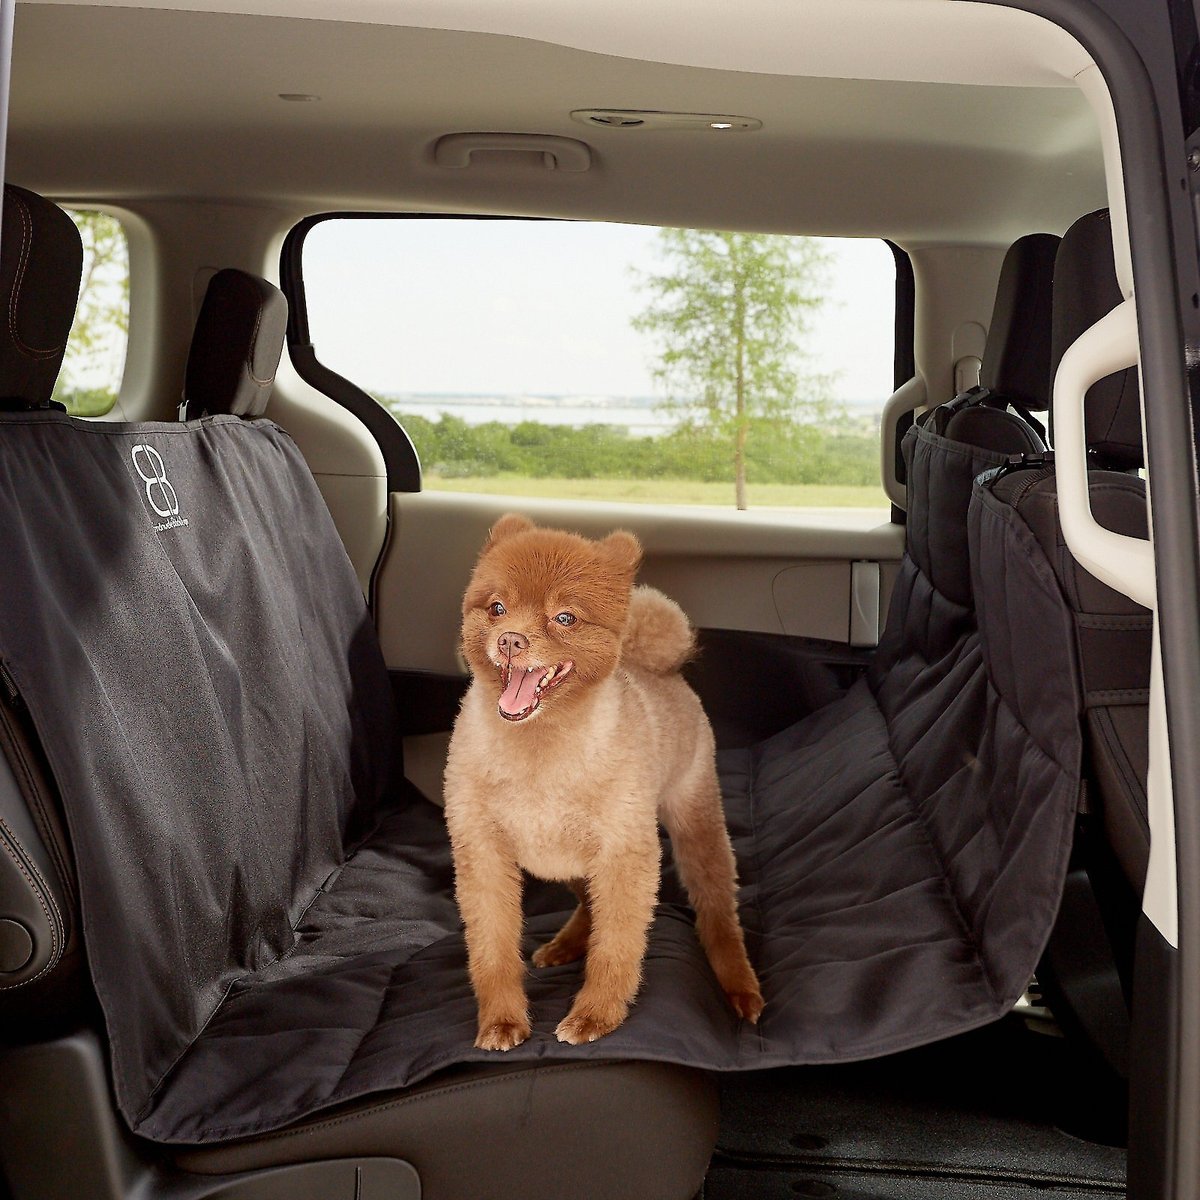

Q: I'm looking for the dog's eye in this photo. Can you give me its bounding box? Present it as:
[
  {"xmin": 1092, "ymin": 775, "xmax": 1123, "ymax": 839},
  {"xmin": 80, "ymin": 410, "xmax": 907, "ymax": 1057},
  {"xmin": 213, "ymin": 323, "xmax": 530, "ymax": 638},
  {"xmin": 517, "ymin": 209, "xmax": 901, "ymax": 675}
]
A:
[
  {"xmin": 488, "ymin": 601, "xmax": 506, "ymax": 618},
  {"xmin": 554, "ymin": 612, "xmax": 576, "ymax": 627}
]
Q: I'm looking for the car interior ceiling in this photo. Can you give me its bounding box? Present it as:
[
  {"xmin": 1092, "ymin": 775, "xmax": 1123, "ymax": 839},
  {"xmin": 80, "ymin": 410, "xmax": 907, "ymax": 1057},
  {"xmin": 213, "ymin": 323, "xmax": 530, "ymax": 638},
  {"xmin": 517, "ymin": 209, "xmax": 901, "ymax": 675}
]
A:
[{"xmin": 0, "ymin": 4, "xmax": 1157, "ymax": 1200}]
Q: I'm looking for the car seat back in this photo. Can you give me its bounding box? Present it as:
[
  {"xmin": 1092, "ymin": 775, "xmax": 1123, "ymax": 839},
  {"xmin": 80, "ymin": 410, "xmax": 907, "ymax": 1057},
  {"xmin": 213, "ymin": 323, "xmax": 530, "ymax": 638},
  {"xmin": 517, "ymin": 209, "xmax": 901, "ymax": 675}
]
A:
[
  {"xmin": 894, "ymin": 232, "xmax": 1057, "ymax": 623},
  {"xmin": 0, "ymin": 203, "xmax": 301, "ymax": 1039},
  {"xmin": 988, "ymin": 210, "xmax": 1150, "ymax": 893},
  {"xmin": 0, "ymin": 187, "xmax": 85, "ymax": 1032},
  {"xmin": 974, "ymin": 209, "xmax": 1150, "ymax": 1074},
  {"xmin": 0, "ymin": 185, "xmax": 82, "ymax": 411},
  {"xmin": 180, "ymin": 269, "xmax": 287, "ymax": 420}
]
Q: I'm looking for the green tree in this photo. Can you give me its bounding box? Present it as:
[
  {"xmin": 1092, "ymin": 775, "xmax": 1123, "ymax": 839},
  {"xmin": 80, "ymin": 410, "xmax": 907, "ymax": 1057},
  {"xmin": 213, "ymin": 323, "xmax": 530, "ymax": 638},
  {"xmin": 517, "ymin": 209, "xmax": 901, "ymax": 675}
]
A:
[
  {"xmin": 633, "ymin": 229, "xmax": 831, "ymax": 509},
  {"xmin": 52, "ymin": 210, "xmax": 128, "ymax": 415}
]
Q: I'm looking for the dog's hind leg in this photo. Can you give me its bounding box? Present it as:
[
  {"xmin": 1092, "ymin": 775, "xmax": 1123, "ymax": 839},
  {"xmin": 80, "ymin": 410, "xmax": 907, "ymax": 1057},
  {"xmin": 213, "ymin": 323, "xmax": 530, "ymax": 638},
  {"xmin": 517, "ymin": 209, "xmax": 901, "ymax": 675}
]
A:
[
  {"xmin": 662, "ymin": 767, "xmax": 764, "ymax": 1024},
  {"xmin": 532, "ymin": 879, "xmax": 591, "ymax": 967}
]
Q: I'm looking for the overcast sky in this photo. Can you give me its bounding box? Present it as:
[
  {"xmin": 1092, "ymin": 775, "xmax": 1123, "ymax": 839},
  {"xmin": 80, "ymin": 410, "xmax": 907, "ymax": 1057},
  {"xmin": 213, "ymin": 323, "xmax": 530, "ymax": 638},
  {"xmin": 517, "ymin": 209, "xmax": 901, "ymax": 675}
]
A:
[{"xmin": 303, "ymin": 219, "xmax": 897, "ymax": 407}]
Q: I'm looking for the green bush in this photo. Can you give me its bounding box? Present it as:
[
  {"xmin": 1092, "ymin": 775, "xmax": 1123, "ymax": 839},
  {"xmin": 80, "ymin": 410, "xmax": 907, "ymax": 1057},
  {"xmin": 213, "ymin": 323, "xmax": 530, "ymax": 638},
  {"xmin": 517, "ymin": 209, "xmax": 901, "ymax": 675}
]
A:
[
  {"xmin": 55, "ymin": 387, "xmax": 119, "ymax": 417},
  {"xmin": 386, "ymin": 406, "xmax": 878, "ymax": 488}
]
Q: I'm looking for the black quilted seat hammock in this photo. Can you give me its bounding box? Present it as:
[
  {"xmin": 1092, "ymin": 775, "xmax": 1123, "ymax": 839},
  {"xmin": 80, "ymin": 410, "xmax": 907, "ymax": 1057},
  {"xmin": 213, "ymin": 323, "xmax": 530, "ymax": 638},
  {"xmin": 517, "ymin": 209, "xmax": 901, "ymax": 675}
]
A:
[{"xmin": 0, "ymin": 408, "xmax": 1082, "ymax": 1145}]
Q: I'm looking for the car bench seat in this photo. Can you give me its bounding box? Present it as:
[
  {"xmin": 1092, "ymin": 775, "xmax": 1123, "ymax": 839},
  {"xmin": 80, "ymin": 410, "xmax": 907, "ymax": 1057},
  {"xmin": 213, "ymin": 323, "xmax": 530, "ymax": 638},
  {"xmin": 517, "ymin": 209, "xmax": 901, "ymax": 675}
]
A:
[
  {"xmin": 0, "ymin": 187, "xmax": 718, "ymax": 1200},
  {"xmin": 0, "ymin": 187, "xmax": 1099, "ymax": 1178},
  {"xmin": 0, "ymin": 187, "xmax": 1125, "ymax": 1199}
]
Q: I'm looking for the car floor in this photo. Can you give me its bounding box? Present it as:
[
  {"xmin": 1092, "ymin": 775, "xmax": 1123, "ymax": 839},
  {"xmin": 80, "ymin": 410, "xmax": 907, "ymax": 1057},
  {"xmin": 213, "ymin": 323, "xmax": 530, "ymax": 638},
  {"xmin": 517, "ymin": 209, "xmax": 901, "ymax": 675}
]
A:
[{"xmin": 706, "ymin": 1014, "xmax": 1127, "ymax": 1200}]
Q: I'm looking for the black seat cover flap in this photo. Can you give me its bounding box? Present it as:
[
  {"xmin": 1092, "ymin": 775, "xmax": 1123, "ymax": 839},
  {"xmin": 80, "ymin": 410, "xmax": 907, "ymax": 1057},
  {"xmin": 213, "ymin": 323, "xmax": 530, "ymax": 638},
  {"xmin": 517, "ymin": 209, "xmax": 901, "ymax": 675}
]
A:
[{"xmin": 0, "ymin": 411, "xmax": 399, "ymax": 1125}]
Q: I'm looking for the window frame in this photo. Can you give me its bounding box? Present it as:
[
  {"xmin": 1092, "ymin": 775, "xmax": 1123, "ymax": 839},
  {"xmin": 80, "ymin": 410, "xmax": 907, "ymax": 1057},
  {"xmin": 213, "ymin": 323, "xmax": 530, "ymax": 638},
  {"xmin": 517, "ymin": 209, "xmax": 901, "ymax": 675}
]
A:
[{"xmin": 281, "ymin": 212, "xmax": 915, "ymax": 506}]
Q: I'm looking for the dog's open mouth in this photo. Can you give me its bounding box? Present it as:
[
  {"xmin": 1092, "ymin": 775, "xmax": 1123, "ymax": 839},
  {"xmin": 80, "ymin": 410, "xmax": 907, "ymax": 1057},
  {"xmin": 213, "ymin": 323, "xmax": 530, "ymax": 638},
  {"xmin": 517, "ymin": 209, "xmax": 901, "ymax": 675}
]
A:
[{"xmin": 497, "ymin": 660, "xmax": 574, "ymax": 722}]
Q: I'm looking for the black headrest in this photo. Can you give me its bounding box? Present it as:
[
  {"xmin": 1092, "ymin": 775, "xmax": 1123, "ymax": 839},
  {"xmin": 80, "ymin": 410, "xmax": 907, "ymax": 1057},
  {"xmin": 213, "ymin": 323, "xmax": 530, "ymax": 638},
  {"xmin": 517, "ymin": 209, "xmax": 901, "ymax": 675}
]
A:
[
  {"xmin": 183, "ymin": 268, "xmax": 287, "ymax": 419},
  {"xmin": 1052, "ymin": 209, "xmax": 1142, "ymax": 470},
  {"xmin": 978, "ymin": 232, "xmax": 1060, "ymax": 411},
  {"xmin": 0, "ymin": 185, "xmax": 82, "ymax": 408}
]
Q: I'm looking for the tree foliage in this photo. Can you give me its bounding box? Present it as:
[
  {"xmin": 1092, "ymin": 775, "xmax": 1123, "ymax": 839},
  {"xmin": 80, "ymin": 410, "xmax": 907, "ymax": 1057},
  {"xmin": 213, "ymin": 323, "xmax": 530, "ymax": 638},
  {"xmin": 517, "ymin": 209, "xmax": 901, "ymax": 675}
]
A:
[
  {"xmin": 52, "ymin": 210, "xmax": 128, "ymax": 415},
  {"xmin": 633, "ymin": 229, "xmax": 833, "ymax": 509},
  {"xmin": 389, "ymin": 410, "xmax": 877, "ymax": 489}
]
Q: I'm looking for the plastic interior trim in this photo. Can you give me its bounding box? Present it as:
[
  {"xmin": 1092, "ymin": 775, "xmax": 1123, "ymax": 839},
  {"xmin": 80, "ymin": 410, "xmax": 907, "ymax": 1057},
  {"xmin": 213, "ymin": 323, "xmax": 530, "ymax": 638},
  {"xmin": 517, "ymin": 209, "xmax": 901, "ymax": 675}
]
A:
[
  {"xmin": 880, "ymin": 374, "xmax": 926, "ymax": 509},
  {"xmin": 1052, "ymin": 292, "xmax": 1177, "ymax": 953},
  {"xmin": 1052, "ymin": 297, "xmax": 1152, "ymax": 607}
]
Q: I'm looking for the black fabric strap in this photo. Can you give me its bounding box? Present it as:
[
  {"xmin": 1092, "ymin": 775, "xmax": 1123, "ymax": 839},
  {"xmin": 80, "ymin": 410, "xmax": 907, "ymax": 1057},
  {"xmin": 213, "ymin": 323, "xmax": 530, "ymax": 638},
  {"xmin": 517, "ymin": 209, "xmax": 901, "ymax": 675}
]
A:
[{"xmin": 1073, "ymin": 611, "xmax": 1153, "ymax": 704}]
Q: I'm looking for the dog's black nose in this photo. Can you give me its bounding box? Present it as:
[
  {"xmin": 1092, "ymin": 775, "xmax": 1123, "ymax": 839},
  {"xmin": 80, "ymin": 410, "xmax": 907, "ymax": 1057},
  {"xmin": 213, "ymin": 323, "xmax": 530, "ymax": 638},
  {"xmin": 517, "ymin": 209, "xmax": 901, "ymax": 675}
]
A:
[{"xmin": 498, "ymin": 632, "xmax": 529, "ymax": 658}]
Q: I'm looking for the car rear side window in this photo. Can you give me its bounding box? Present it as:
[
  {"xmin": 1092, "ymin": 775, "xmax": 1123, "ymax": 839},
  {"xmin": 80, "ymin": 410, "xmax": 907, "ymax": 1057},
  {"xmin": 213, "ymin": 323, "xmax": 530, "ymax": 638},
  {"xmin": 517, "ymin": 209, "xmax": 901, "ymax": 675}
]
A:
[
  {"xmin": 53, "ymin": 209, "xmax": 129, "ymax": 417},
  {"xmin": 300, "ymin": 216, "xmax": 897, "ymax": 512}
]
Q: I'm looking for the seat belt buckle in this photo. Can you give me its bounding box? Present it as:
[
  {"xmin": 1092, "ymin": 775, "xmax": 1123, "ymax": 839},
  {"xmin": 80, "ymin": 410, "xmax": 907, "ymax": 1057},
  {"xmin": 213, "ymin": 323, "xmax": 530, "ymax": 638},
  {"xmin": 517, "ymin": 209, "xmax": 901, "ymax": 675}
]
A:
[{"xmin": 992, "ymin": 449, "xmax": 1055, "ymax": 481}]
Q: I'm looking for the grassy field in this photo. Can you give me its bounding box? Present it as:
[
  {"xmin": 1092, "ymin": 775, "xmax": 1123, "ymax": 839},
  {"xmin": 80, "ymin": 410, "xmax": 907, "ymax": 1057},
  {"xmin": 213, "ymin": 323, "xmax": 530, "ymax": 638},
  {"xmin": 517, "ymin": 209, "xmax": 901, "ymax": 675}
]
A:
[{"xmin": 425, "ymin": 473, "xmax": 889, "ymax": 509}]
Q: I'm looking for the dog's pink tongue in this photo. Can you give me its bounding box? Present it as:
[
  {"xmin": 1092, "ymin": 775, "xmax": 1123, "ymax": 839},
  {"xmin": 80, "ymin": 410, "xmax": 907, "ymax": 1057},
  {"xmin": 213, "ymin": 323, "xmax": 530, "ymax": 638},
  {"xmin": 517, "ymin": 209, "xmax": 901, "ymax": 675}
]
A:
[{"xmin": 499, "ymin": 667, "xmax": 541, "ymax": 716}]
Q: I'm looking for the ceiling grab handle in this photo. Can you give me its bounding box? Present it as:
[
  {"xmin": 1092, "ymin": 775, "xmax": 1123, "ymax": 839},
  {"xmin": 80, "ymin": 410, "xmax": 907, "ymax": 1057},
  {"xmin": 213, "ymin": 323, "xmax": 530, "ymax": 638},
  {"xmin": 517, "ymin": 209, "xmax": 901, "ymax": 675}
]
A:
[
  {"xmin": 433, "ymin": 133, "xmax": 592, "ymax": 173},
  {"xmin": 1052, "ymin": 296, "xmax": 1153, "ymax": 609}
]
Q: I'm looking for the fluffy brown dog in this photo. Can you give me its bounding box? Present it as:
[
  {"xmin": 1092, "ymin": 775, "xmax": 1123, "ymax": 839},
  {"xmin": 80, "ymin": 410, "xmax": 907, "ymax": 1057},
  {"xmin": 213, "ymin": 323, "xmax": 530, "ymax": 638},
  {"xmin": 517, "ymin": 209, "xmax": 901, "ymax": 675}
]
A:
[{"xmin": 444, "ymin": 513, "xmax": 763, "ymax": 1050}]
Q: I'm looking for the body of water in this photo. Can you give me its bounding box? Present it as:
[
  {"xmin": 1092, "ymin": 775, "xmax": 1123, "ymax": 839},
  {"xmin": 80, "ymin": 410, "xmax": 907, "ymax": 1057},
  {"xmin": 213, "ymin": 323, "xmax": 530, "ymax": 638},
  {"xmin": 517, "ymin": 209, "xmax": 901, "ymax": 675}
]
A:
[{"xmin": 381, "ymin": 394, "xmax": 882, "ymax": 435}]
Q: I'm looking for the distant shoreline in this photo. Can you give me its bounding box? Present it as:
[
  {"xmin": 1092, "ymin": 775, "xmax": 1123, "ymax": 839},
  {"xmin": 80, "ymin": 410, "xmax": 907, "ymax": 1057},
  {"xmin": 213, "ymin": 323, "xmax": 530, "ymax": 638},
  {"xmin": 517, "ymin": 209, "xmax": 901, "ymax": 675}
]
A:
[{"xmin": 377, "ymin": 393, "xmax": 884, "ymax": 435}]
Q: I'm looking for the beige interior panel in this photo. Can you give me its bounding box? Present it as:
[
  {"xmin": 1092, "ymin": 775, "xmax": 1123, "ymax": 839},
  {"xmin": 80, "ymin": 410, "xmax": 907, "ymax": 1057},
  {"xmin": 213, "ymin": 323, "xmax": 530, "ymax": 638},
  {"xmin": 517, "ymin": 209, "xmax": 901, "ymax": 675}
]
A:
[
  {"xmin": 403, "ymin": 732, "xmax": 452, "ymax": 807},
  {"xmin": 771, "ymin": 564, "xmax": 858, "ymax": 642},
  {"xmin": 11, "ymin": 6, "xmax": 1105, "ymax": 245},
  {"xmin": 376, "ymin": 491, "xmax": 903, "ymax": 674},
  {"xmin": 909, "ymin": 244, "xmax": 1008, "ymax": 411},
  {"xmin": 265, "ymin": 360, "xmax": 392, "ymax": 591},
  {"xmin": 20, "ymin": 0, "xmax": 1095, "ymax": 89},
  {"xmin": 880, "ymin": 560, "xmax": 902, "ymax": 631},
  {"xmin": 648, "ymin": 558, "xmax": 852, "ymax": 643},
  {"xmin": 307, "ymin": 473, "xmax": 389, "ymax": 596}
]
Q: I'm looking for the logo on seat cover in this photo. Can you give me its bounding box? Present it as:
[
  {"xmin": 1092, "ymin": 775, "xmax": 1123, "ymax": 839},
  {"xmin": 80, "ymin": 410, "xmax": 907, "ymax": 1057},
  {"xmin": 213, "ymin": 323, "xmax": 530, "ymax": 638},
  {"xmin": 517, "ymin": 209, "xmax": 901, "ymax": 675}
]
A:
[{"xmin": 131, "ymin": 445, "xmax": 186, "ymax": 530}]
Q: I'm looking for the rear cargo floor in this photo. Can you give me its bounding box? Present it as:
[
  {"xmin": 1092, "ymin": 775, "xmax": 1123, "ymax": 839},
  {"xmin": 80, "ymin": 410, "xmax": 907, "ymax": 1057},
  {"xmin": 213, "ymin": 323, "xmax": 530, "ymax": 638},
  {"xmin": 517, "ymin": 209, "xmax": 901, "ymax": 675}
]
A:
[{"xmin": 707, "ymin": 1015, "xmax": 1126, "ymax": 1200}]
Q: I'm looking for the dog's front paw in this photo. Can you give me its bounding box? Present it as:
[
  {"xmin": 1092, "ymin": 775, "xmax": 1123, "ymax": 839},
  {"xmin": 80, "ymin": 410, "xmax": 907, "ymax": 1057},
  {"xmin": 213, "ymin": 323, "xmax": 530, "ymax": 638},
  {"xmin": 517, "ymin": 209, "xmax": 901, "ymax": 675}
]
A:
[
  {"xmin": 726, "ymin": 987, "xmax": 765, "ymax": 1024},
  {"xmin": 555, "ymin": 1003, "xmax": 626, "ymax": 1045},
  {"xmin": 475, "ymin": 1017, "xmax": 531, "ymax": 1052}
]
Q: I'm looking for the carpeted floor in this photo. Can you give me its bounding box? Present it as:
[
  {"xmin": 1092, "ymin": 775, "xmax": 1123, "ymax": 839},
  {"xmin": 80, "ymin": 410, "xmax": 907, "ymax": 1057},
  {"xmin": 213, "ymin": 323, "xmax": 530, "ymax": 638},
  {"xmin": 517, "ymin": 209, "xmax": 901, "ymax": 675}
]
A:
[{"xmin": 707, "ymin": 1016, "xmax": 1126, "ymax": 1200}]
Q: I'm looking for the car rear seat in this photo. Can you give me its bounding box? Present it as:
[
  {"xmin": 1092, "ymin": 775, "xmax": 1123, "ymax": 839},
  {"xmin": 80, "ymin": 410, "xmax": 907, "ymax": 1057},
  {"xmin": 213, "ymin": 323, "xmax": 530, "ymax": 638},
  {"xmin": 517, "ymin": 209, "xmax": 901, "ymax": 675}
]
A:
[
  {"xmin": 0, "ymin": 186, "xmax": 718, "ymax": 1200},
  {"xmin": 0, "ymin": 187, "xmax": 1124, "ymax": 1200},
  {"xmin": 0, "ymin": 183, "xmax": 1096, "ymax": 1143}
]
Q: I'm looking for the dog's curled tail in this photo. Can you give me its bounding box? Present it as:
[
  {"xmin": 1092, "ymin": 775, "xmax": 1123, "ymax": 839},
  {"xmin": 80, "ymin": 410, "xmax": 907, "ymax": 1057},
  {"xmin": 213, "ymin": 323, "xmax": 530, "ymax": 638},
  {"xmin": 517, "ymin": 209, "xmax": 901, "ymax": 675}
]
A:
[{"xmin": 621, "ymin": 585, "xmax": 696, "ymax": 675}]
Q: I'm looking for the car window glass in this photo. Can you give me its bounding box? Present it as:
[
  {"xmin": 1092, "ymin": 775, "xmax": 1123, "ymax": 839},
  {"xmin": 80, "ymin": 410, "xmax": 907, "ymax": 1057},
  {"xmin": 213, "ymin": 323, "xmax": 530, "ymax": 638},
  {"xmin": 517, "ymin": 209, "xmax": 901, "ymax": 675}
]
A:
[
  {"xmin": 53, "ymin": 209, "xmax": 129, "ymax": 417},
  {"xmin": 303, "ymin": 217, "xmax": 895, "ymax": 511}
]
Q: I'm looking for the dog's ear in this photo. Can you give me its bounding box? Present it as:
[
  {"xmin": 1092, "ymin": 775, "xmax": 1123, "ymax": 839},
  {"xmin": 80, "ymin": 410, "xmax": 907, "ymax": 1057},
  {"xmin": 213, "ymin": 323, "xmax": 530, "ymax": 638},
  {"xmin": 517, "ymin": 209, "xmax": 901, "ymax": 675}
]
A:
[
  {"xmin": 599, "ymin": 529, "xmax": 642, "ymax": 577},
  {"xmin": 486, "ymin": 513, "xmax": 534, "ymax": 548}
]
